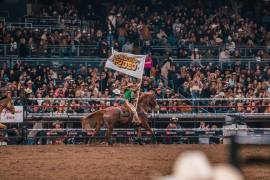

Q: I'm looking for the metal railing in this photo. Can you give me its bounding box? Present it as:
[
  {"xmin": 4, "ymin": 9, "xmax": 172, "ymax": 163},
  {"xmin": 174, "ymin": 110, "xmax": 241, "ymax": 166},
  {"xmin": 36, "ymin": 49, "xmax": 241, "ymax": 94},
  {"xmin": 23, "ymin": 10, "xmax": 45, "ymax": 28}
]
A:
[
  {"xmin": 6, "ymin": 23, "xmax": 81, "ymax": 33},
  {"xmin": 0, "ymin": 56, "xmax": 269, "ymax": 69},
  {"xmin": 27, "ymin": 128, "xmax": 222, "ymax": 144},
  {"xmin": 25, "ymin": 127, "xmax": 270, "ymax": 145},
  {"xmin": 0, "ymin": 44, "xmax": 99, "ymax": 59},
  {"xmin": 0, "ymin": 40, "xmax": 269, "ymax": 58},
  {"xmin": 25, "ymin": 17, "xmax": 82, "ymax": 26},
  {"xmin": 25, "ymin": 17, "xmax": 60, "ymax": 25},
  {"xmin": 0, "ymin": 17, "xmax": 5, "ymax": 24},
  {"xmin": 24, "ymin": 97, "xmax": 270, "ymax": 121}
]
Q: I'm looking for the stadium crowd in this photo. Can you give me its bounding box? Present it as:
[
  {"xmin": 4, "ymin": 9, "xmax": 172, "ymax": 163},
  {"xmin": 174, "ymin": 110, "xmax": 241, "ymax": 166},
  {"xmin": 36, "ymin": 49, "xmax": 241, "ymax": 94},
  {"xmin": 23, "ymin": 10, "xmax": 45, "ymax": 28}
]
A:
[
  {"xmin": 0, "ymin": 0, "xmax": 270, "ymax": 114},
  {"xmin": 1, "ymin": 56, "xmax": 270, "ymax": 114},
  {"xmin": 0, "ymin": 0, "xmax": 269, "ymax": 58}
]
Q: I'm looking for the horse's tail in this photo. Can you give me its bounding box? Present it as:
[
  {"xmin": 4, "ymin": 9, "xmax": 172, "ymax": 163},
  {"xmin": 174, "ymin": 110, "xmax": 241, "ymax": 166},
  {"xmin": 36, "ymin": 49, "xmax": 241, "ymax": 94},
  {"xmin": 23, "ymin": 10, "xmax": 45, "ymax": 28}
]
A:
[{"xmin": 81, "ymin": 109, "xmax": 107, "ymax": 129}]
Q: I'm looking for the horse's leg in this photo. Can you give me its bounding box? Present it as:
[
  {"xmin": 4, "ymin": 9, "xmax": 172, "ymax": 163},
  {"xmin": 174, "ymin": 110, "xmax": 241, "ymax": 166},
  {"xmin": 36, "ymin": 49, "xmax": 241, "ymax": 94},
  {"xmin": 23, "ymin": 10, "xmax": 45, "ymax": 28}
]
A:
[
  {"xmin": 94, "ymin": 122, "xmax": 101, "ymax": 135},
  {"xmin": 141, "ymin": 120, "xmax": 153, "ymax": 134},
  {"xmin": 141, "ymin": 120, "xmax": 157, "ymax": 144},
  {"xmin": 136, "ymin": 126, "xmax": 143, "ymax": 145},
  {"xmin": 81, "ymin": 118, "xmax": 91, "ymax": 144},
  {"xmin": 91, "ymin": 122, "xmax": 102, "ymax": 144},
  {"xmin": 104, "ymin": 122, "xmax": 113, "ymax": 145},
  {"xmin": 102, "ymin": 109, "xmax": 120, "ymax": 145}
]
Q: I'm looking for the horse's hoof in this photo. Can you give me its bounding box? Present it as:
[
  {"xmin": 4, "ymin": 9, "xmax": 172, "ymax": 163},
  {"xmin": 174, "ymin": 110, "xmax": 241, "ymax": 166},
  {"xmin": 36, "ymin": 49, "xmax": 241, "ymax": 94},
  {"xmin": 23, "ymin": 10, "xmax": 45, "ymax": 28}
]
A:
[
  {"xmin": 136, "ymin": 138, "xmax": 143, "ymax": 145},
  {"xmin": 152, "ymin": 138, "xmax": 157, "ymax": 144},
  {"xmin": 100, "ymin": 141, "xmax": 111, "ymax": 146}
]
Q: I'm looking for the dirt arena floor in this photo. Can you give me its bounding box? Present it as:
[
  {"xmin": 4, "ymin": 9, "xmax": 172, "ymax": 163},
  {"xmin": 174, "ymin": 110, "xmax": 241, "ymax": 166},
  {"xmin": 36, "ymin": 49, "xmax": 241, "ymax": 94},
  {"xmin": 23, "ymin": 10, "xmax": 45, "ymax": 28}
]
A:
[{"xmin": 0, "ymin": 145, "xmax": 269, "ymax": 180}]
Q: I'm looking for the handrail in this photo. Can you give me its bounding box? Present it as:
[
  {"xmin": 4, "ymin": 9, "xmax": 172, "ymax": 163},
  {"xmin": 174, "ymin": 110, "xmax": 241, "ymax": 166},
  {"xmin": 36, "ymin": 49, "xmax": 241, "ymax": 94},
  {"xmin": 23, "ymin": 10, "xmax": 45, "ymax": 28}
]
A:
[
  {"xmin": 1, "ymin": 43, "xmax": 269, "ymax": 49},
  {"xmin": 0, "ymin": 56, "xmax": 268, "ymax": 69},
  {"xmin": 0, "ymin": 41, "xmax": 270, "ymax": 60},
  {"xmin": 27, "ymin": 97, "xmax": 270, "ymax": 101},
  {"xmin": 28, "ymin": 97, "xmax": 125, "ymax": 101},
  {"xmin": 6, "ymin": 22, "xmax": 32, "ymax": 29},
  {"xmin": 0, "ymin": 56, "xmax": 269, "ymax": 62},
  {"xmin": 25, "ymin": 113, "xmax": 270, "ymax": 119},
  {"xmin": 25, "ymin": 17, "xmax": 81, "ymax": 26},
  {"xmin": 0, "ymin": 44, "xmax": 98, "ymax": 48},
  {"xmin": 26, "ymin": 128, "xmax": 270, "ymax": 131}
]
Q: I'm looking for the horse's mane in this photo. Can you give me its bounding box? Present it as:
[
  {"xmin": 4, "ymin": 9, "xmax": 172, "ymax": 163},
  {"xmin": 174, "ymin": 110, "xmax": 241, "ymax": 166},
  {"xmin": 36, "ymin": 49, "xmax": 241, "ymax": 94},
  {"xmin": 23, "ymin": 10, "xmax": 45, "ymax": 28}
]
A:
[{"xmin": 138, "ymin": 92, "xmax": 154, "ymax": 102}]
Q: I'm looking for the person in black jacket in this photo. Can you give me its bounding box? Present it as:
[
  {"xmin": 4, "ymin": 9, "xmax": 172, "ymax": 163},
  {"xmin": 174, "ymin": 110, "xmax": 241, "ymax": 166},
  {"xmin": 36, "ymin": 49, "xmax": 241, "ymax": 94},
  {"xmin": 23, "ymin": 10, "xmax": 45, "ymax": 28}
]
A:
[
  {"xmin": 18, "ymin": 38, "xmax": 28, "ymax": 58},
  {"xmin": 168, "ymin": 64, "xmax": 178, "ymax": 91}
]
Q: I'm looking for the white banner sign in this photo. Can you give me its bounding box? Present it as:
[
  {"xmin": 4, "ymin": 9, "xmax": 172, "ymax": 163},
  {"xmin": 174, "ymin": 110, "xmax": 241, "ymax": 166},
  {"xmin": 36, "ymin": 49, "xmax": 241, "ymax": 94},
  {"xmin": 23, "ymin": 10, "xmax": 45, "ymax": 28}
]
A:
[
  {"xmin": 0, "ymin": 106, "xmax": 23, "ymax": 123},
  {"xmin": 105, "ymin": 50, "xmax": 146, "ymax": 79}
]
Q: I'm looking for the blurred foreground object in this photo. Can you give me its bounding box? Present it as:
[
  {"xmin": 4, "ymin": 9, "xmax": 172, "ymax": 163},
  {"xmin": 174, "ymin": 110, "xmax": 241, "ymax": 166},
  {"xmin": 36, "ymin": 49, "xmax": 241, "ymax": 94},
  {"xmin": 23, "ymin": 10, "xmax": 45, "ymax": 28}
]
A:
[{"xmin": 158, "ymin": 151, "xmax": 243, "ymax": 180}]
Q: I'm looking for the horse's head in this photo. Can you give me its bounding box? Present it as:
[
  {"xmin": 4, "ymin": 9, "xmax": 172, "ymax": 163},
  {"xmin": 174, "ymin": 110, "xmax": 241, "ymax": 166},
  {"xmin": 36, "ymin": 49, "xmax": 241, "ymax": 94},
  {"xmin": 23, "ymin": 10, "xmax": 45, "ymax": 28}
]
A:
[
  {"xmin": 139, "ymin": 92, "xmax": 159, "ymax": 111},
  {"xmin": 1, "ymin": 97, "xmax": 15, "ymax": 114}
]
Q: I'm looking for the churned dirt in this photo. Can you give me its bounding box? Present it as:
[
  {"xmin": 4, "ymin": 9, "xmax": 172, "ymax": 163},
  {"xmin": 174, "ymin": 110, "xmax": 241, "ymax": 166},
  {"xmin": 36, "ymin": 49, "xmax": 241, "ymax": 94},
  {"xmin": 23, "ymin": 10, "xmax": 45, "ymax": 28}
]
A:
[{"xmin": 0, "ymin": 145, "xmax": 269, "ymax": 180}]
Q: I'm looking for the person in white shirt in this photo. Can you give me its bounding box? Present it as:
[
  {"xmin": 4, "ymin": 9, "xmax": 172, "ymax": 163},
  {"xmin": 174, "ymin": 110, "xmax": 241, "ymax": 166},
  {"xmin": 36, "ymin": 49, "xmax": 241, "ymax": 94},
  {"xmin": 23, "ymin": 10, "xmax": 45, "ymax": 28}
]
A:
[
  {"xmin": 219, "ymin": 48, "xmax": 230, "ymax": 70},
  {"xmin": 227, "ymin": 36, "xmax": 235, "ymax": 54},
  {"xmin": 191, "ymin": 48, "xmax": 202, "ymax": 67}
]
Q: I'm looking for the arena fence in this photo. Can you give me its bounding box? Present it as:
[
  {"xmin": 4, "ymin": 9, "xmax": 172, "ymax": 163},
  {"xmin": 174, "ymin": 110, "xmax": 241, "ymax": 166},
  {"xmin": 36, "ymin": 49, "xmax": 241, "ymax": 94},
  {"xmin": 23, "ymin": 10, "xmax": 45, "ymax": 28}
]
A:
[
  {"xmin": 0, "ymin": 55, "xmax": 269, "ymax": 68},
  {"xmin": 25, "ymin": 97, "xmax": 270, "ymax": 121},
  {"xmin": 1, "ymin": 42, "xmax": 270, "ymax": 58},
  {"xmin": 1, "ymin": 96, "xmax": 269, "ymax": 145},
  {"xmin": 24, "ymin": 128, "xmax": 270, "ymax": 145}
]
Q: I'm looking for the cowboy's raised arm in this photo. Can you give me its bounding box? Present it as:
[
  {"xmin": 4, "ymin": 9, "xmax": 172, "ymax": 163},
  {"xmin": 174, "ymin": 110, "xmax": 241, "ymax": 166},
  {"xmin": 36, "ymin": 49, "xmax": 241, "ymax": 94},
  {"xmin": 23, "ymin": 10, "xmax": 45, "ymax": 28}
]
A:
[{"xmin": 134, "ymin": 79, "xmax": 142, "ymax": 90}]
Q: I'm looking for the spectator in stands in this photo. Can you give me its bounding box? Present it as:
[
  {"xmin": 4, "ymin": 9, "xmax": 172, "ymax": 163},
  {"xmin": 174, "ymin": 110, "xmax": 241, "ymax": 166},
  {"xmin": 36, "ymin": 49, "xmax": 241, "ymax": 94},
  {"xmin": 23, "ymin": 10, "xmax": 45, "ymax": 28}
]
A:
[
  {"xmin": 1, "ymin": 0, "xmax": 270, "ymax": 116},
  {"xmin": 122, "ymin": 40, "xmax": 134, "ymax": 53},
  {"xmin": 219, "ymin": 48, "xmax": 230, "ymax": 69},
  {"xmin": 199, "ymin": 121, "xmax": 209, "ymax": 130},
  {"xmin": 178, "ymin": 48, "xmax": 188, "ymax": 59},
  {"xmin": 144, "ymin": 53, "xmax": 153, "ymax": 77},
  {"xmin": 191, "ymin": 48, "xmax": 202, "ymax": 67},
  {"xmin": 227, "ymin": 36, "xmax": 235, "ymax": 53},
  {"xmin": 161, "ymin": 57, "xmax": 173, "ymax": 87},
  {"xmin": 168, "ymin": 64, "xmax": 178, "ymax": 91}
]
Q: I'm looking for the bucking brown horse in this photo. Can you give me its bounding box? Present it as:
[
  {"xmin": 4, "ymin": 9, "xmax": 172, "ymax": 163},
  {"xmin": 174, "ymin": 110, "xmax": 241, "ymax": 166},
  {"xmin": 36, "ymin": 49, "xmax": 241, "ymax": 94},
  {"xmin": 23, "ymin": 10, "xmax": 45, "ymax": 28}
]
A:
[
  {"xmin": 0, "ymin": 96, "xmax": 16, "ymax": 129},
  {"xmin": 81, "ymin": 92, "xmax": 159, "ymax": 144}
]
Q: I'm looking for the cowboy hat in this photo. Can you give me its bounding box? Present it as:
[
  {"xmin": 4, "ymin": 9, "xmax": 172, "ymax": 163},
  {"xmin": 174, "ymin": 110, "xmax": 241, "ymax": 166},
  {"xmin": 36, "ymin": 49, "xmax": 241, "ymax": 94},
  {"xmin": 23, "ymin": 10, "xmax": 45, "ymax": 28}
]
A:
[
  {"xmin": 159, "ymin": 151, "xmax": 212, "ymax": 180},
  {"xmin": 65, "ymin": 75, "xmax": 72, "ymax": 80},
  {"xmin": 215, "ymin": 38, "xmax": 223, "ymax": 43},
  {"xmin": 26, "ymin": 80, "xmax": 33, "ymax": 84},
  {"xmin": 113, "ymin": 89, "xmax": 121, "ymax": 95},
  {"xmin": 171, "ymin": 116, "xmax": 178, "ymax": 121},
  {"xmin": 24, "ymin": 88, "xmax": 32, "ymax": 94},
  {"xmin": 158, "ymin": 151, "xmax": 243, "ymax": 180},
  {"xmin": 52, "ymin": 121, "xmax": 62, "ymax": 126}
]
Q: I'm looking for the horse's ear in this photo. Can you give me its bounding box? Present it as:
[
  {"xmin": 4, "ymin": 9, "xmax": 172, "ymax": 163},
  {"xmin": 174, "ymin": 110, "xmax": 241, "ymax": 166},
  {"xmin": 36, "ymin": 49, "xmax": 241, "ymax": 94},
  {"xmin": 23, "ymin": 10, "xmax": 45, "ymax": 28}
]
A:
[{"xmin": 151, "ymin": 91, "xmax": 156, "ymax": 98}]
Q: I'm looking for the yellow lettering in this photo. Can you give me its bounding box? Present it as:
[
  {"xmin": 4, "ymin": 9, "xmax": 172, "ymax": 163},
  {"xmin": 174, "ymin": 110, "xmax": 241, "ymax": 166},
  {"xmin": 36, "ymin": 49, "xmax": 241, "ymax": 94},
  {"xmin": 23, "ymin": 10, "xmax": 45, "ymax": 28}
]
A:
[{"xmin": 112, "ymin": 54, "xmax": 138, "ymax": 71}]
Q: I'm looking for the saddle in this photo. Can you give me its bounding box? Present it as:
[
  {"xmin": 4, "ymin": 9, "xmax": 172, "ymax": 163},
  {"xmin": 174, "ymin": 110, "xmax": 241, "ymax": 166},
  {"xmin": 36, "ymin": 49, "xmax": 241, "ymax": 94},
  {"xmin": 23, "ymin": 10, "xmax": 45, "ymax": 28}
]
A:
[{"xmin": 119, "ymin": 106, "xmax": 132, "ymax": 118}]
